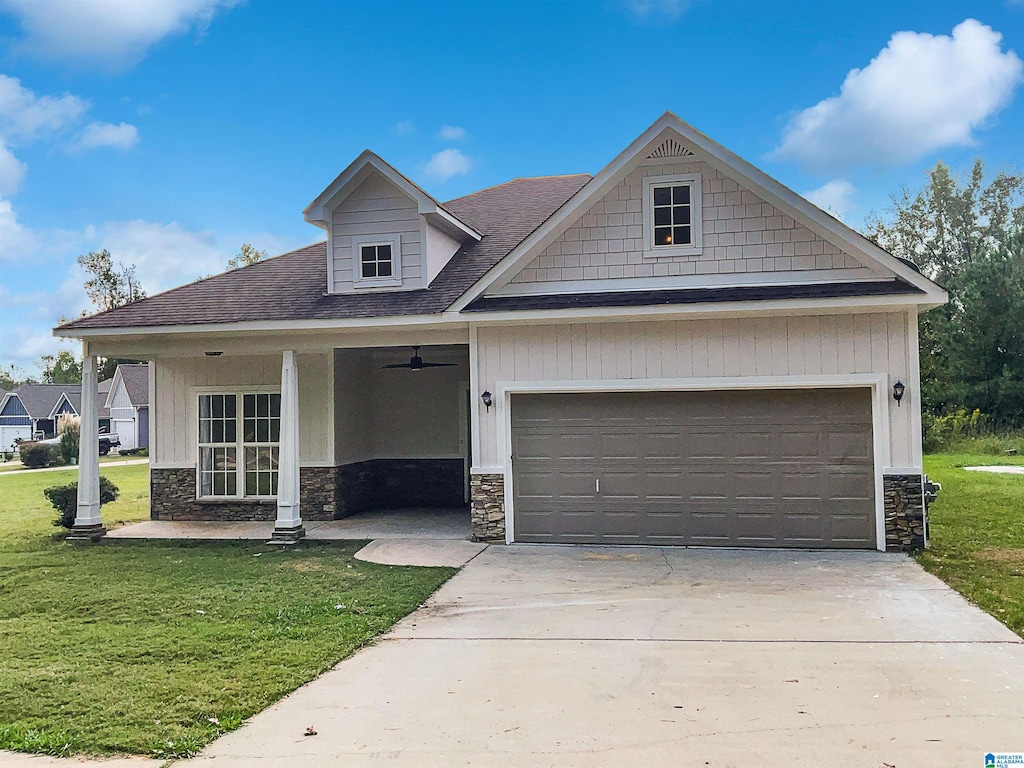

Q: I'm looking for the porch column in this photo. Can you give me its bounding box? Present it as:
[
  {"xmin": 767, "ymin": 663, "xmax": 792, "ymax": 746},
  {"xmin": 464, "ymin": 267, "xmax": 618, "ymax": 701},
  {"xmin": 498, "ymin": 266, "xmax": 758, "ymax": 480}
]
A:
[
  {"xmin": 68, "ymin": 354, "xmax": 105, "ymax": 541},
  {"xmin": 270, "ymin": 349, "xmax": 304, "ymax": 543}
]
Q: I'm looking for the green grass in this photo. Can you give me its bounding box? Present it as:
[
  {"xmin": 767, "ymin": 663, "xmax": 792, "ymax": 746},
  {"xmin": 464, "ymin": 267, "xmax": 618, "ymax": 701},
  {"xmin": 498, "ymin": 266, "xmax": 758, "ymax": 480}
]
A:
[
  {"xmin": 0, "ymin": 455, "xmax": 148, "ymax": 473},
  {"xmin": 919, "ymin": 453, "xmax": 1024, "ymax": 639},
  {"xmin": 0, "ymin": 464, "xmax": 455, "ymax": 758}
]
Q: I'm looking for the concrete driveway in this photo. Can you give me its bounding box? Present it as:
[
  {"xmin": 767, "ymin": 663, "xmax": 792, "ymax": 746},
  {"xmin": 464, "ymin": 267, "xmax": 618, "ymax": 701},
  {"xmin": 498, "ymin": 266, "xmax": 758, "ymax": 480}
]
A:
[{"xmin": 187, "ymin": 546, "xmax": 1024, "ymax": 767}]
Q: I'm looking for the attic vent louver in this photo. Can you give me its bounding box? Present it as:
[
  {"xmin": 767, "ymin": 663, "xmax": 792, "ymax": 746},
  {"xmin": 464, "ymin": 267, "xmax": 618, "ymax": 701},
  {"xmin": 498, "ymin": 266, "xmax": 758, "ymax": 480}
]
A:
[{"xmin": 647, "ymin": 138, "xmax": 695, "ymax": 159}]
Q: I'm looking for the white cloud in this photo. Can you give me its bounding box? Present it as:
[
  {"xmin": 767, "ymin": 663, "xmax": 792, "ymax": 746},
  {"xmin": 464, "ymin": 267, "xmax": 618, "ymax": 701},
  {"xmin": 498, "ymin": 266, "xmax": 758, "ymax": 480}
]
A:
[
  {"xmin": 624, "ymin": 0, "xmax": 687, "ymax": 20},
  {"xmin": 801, "ymin": 179, "xmax": 856, "ymax": 220},
  {"xmin": 437, "ymin": 125, "xmax": 467, "ymax": 141},
  {"xmin": 67, "ymin": 121, "xmax": 140, "ymax": 154},
  {"xmin": 771, "ymin": 19, "xmax": 1024, "ymax": 175},
  {"xmin": 96, "ymin": 220, "xmax": 228, "ymax": 292},
  {"xmin": 0, "ymin": 197, "xmax": 36, "ymax": 257},
  {"xmin": 0, "ymin": 141, "xmax": 26, "ymax": 197},
  {"xmin": 421, "ymin": 148, "xmax": 472, "ymax": 183},
  {"xmin": 0, "ymin": 0, "xmax": 241, "ymax": 68},
  {"xmin": 394, "ymin": 120, "xmax": 416, "ymax": 136},
  {"xmin": 0, "ymin": 74, "xmax": 88, "ymax": 143}
]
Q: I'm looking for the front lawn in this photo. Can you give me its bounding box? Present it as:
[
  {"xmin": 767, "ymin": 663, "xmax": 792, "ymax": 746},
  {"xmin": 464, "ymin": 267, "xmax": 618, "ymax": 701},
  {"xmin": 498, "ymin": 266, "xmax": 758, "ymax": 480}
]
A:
[
  {"xmin": 919, "ymin": 454, "xmax": 1024, "ymax": 638},
  {"xmin": 0, "ymin": 464, "xmax": 455, "ymax": 758}
]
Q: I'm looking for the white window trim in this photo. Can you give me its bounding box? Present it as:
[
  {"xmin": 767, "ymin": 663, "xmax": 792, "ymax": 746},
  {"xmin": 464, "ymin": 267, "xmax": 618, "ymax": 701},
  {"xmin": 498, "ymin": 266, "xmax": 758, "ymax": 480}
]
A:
[
  {"xmin": 643, "ymin": 172, "xmax": 703, "ymax": 259},
  {"xmin": 195, "ymin": 389, "xmax": 282, "ymax": 501},
  {"xmin": 353, "ymin": 235, "xmax": 402, "ymax": 288}
]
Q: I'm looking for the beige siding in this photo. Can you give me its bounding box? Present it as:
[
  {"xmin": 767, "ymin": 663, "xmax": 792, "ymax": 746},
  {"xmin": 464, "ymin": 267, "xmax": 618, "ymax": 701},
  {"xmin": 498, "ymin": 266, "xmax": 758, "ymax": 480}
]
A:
[
  {"xmin": 330, "ymin": 173, "xmax": 423, "ymax": 292},
  {"xmin": 504, "ymin": 159, "xmax": 879, "ymax": 290},
  {"xmin": 152, "ymin": 352, "xmax": 333, "ymax": 467},
  {"xmin": 475, "ymin": 313, "xmax": 914, "ymax": 469},
  {"xmin": 335, "ymin": 348, "xmax": 467, "ymax": 464}
]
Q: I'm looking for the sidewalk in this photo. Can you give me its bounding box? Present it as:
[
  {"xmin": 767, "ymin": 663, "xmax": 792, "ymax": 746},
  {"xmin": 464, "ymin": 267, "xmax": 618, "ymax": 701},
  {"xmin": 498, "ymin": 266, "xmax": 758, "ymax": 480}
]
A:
[{"xmin": 0, "ymin": 459, "xmax": 149, "ymax": 477}]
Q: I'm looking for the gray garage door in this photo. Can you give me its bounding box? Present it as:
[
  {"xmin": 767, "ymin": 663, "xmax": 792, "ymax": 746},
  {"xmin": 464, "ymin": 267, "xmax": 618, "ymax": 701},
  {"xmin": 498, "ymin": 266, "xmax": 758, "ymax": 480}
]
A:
[{"xmin": 510, "ymin": 389, "xmax": 876, "ymax": 549}]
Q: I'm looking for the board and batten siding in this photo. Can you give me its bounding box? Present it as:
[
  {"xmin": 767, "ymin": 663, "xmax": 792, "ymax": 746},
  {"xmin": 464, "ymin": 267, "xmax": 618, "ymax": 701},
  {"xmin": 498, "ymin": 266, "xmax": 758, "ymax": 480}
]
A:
[
  {"xmin": 474, "ymin": 312, "xmax": 916, "ymax": 470},
  {"xmin": 108, "ymin": 380, "xmax": 134, "ymax": 420},
  {"xmin": 330, "ymin": 174, "xmax": 423, "ymax": 293},
  {"xmin": 503, "ymin": 159, "xmax": 882, "ymax": 291},
  {"xmin": 152, "ymin": 352, "xmax": 332, "ymax": 468}
]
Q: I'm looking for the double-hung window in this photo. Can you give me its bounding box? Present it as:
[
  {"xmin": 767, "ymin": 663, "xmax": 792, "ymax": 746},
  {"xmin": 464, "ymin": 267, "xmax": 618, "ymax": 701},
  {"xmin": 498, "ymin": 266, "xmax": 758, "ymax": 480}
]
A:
[
  {"xmin": 643, "ymin": 173, "xmax": 703, "ymax": 258},
  {"xmin": 198, "ymin": 391, "xmax": 280, "ymax": 498}
]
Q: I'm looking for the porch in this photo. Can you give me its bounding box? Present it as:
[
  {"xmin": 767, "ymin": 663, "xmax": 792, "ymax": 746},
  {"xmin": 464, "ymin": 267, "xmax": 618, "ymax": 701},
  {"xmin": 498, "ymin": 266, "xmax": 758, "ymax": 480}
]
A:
[{"xmin": 69, "ymin": 339, "xmax": 486, "ymax": 544}]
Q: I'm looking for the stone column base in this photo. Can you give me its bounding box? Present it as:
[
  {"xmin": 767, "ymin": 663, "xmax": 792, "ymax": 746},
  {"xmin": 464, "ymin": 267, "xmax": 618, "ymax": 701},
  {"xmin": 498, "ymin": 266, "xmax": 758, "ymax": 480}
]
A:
[
  {"xmin": 66, "ymin": 524, "xmax": 107, "ymax": 542},
  {"xmin": 471, "ymin": 473, "xmax": 506, "ymax": 543},
  {"xmin": 268, "ymin": 525, "xmax": 306, "ymax": 545},
  {"xmin": 884, "ymin": 474, "xmax": 926, "ymax": 552}
]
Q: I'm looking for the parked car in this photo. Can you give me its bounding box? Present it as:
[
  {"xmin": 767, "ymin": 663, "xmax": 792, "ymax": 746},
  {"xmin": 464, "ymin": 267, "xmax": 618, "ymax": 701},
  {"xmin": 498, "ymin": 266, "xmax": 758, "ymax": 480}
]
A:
[{"xmin": 34, "ymin": 431, "xmax": 122, "ymax": 456}]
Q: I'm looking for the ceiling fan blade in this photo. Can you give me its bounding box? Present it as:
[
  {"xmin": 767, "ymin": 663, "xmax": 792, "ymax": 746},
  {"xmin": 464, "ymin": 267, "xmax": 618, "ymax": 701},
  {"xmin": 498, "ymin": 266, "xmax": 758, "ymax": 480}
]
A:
[
  {"xmin": 419, "ymin": 362, "xmax": 458, "ymax": 367},
  {"xmin": 381, "ymin": 363, "xmax": 413, "ymax": 369}
]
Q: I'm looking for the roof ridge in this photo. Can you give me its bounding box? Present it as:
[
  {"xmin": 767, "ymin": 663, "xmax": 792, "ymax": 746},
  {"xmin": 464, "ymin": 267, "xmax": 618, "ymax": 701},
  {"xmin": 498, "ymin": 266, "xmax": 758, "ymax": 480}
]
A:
[{"xmin": 444, "ymin": 173, "xmax": 591, "ymax": 205}]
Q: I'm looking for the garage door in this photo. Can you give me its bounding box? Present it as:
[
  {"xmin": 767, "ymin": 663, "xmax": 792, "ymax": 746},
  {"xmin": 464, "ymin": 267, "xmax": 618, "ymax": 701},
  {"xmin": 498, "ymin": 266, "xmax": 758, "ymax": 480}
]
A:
[
  {"xmin": 510, "ymin": 389, "xmax": 876, "ymax": 549},
  {"xmin": 1, "ymin": 426, "xmax": 30, "ymax": 453}
]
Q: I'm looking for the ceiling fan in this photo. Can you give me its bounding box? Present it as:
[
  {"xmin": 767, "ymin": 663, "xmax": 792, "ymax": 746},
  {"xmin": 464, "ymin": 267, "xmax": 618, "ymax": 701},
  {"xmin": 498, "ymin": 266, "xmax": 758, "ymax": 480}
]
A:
[{"xmin": 381, "ymin": 346, "xmax": 457, "ymax": 371}]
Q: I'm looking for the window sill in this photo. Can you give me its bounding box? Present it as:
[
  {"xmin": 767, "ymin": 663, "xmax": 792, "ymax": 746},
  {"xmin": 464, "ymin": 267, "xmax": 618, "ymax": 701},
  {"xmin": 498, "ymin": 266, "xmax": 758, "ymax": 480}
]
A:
[
  {"xmin": 353, "ymin": 278, "xmax": 402, "ymax": 289},
  {"xmin": 195, "ymin": 497, "xmax": 277, "ymax": 505},
  {"xmin": 644, "ymin": 246, "xmax": 703, "ymax": 259}
]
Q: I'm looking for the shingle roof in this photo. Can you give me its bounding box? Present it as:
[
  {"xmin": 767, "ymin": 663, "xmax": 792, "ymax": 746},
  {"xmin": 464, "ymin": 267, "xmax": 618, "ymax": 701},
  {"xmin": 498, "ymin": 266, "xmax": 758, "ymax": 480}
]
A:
[
  {"xmin": 117, "ymin": 364, "xmax": 149, "ymax": 406},
  {"xmin": 9, "ymin": 384, "xmax": 78, "ymax": 419},
  {"xmin": 59, "ymin": 174, "xmax": 593, "ymax": 331},
  {"xmin": 464, "ymin": 279, "xmax": 925, "ymax": 313}
]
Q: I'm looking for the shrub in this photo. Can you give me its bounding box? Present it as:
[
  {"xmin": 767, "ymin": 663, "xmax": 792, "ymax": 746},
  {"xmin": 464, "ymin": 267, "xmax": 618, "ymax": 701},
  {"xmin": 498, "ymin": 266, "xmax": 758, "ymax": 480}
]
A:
[
  {"xmin": 922, "ymin": 408, "xmax": 1023, "ymax": 454},
  {"xmin": 46, "ymin": 476, "xmax": 120, "ymax": 529},
  {"xmin": 56, "ymin": 423, "xmax": 80, "ymax": 466},
  {"xmin": 19, "ymin": 442, "xmax": 52, "ymax": 469}
]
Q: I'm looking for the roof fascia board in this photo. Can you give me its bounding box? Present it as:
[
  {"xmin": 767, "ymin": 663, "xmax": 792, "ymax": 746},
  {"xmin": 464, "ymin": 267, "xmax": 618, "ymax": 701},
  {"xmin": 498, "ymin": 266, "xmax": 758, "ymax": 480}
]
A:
[
  {"xmin": 103, "ymin": 368, "xmax": 124, "ymax": 409},
  {"xmin": 304, "ymin": 150, "xmax": 480, "ymax": 241},
  {"xmin": 450, "ymin": 112, "xmax": 944, "ymax": 310},
  {"xmin": 48, "ymin": 392, "xmax": 78, "ymax": 420}
]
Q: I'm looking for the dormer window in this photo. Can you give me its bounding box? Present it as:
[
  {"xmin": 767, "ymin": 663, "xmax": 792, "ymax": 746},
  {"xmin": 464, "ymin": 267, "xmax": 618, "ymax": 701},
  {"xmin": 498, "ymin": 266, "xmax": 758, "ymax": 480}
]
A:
[
  {"xmin": 361, "ymin": 243, "xmax": 393, "ymax": 278},
  {"xmin": 643, "ymin": 172, "xmax": 702, "ymax": 258},
  {"xmin": 353, "ymin": 235, "xmax": 402, "ymax": 288}
]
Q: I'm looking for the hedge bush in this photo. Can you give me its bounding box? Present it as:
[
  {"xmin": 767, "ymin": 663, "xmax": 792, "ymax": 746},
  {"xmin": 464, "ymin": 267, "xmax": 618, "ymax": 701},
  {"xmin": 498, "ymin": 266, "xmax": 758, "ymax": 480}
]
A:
[
  {"xmin": 45, "ymin": 477, "xmax": 120, "ymax": 529},
  {"xmin": 19, "ymin": 442, "xmax": 52, "ymax": 469}
]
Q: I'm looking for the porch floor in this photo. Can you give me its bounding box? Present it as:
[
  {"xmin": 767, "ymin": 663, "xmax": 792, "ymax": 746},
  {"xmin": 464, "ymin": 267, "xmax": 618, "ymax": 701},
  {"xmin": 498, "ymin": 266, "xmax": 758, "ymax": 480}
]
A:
[{"xmin": 106, "ymin": 507, "xmax": 472, "ymax": 541}]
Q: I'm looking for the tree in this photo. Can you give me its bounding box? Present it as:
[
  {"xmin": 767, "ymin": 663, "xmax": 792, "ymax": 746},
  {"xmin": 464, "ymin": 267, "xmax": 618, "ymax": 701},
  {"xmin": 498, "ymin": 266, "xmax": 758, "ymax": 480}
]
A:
[
  {"xmin": 77, "ymin": 249, "xmax": 147, "ymax": 312},
  {"xmin": 0, "ymin": 365, "xmax": 23, "ymax": 391},
  {"xmin": 867, "ymin": 160, "xmax": 1024, "ymax": 422},
  {"xmin": 227, "ymin": 243, "xmax": 269, "ymax": 270},
  {"xmin": 39, "ymin": 349, "xmax": 82, "ymax": 384}
]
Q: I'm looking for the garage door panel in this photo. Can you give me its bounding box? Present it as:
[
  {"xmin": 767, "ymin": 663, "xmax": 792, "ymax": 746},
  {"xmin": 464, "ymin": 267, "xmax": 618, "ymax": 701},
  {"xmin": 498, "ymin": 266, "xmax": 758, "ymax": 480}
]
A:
[{"xmin": 511, "ymin": 389, "xmax": 876, "ymax": 549}]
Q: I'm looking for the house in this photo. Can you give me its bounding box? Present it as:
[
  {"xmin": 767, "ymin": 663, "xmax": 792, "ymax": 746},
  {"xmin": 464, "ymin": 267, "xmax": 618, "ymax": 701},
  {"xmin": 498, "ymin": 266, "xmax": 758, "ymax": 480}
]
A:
[
  {"xmin": 55, "ymin": 113, "xmax": 946, "ymax": 550},
  {"xmin": 0, "ymin": 383, "xmax": 112, "ymax": 451},
  {"xmin": 104, "ymin": 364, "xmax": 150, "ymax": 450}
]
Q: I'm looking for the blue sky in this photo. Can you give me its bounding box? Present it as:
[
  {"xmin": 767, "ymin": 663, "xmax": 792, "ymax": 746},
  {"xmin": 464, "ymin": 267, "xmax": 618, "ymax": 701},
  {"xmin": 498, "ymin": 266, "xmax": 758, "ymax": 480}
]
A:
[{"xmin": 1, "ymin": 0, "xmax": 1022, "ymax": 372}]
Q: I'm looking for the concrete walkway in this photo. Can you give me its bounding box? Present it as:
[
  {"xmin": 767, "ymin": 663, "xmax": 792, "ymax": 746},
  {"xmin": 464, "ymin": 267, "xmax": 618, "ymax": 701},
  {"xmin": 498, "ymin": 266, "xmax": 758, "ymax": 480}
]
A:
[
  {"xmin": 107, "ymin": 508, "xmax": 470, "ymax": 541},
  {"xmin": 0, "ymin": 459, "xmax": 149, "ymax": 477},
  {"xmin": 181, "ymin": 546, "xmax": 1024, "ymax": 767},
  {"xmin": 965, "ymin": 465, "xmax": 1024, "ymax": 475}
]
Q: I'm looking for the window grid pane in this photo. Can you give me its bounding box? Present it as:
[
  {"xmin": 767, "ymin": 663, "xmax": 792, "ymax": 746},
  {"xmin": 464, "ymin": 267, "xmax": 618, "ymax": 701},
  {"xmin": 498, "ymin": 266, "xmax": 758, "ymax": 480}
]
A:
[
  {"xmin": 652, "ymin": 184, "xmax": 693, "ymax": 247},
  {"xmin": 200, "ymin": 392, "xmax": 279, "ymax": 499},
  {"xmin": 360, "ymin": 243, "xmax": 393, "ymax": 279}
]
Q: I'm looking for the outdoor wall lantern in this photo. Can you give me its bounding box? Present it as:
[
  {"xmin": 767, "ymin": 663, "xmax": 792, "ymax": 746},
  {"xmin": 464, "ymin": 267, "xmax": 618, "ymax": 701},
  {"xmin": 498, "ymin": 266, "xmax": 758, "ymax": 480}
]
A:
[
  {"xmin": 481, "ymin": 391, "xmax": 493, "ymax": 412},
  {"xmin": 892, "ymin": 380, "xmax": 906, "ymax": 406}
]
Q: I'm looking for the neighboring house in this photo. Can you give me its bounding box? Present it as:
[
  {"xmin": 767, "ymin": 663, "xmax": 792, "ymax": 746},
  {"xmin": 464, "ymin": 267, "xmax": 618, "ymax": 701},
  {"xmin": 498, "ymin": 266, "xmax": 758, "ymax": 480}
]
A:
[
  {"xmin": 104, "ymin": 364, "xmax": 150, "ymax": 450},
  {"xmin": 0, "ymin": 383, "xmax": 111, "ymax": 451},
  {"xmin": 56, "ymin": 113, "xmax": 946, "ymax": 551}
]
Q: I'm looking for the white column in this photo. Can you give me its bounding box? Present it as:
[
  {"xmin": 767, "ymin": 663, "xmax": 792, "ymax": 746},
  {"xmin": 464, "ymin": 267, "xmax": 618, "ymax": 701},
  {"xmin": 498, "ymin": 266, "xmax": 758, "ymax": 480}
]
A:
[
  {"xmin": 70, "ymin": 353, "xmax": 105, "ymax": 539},
  {"xmin": 272, "ymin": 349, "xmax": 303, "ymax": 541}
]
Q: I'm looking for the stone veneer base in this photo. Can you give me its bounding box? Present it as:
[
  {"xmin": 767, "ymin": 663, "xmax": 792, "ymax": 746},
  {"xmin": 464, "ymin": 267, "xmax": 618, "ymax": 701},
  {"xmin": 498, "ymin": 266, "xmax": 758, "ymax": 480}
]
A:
[
  {"xmin": 471, "ymin": 473, "xmax": 505, "ymax": 543},
  {"xmin": 151, "ymin": 466, "xmax": 337, "ymax": 522},
  {"xmin": 883, "ymin": 473, "xmax": 926, "ymax": 552}
]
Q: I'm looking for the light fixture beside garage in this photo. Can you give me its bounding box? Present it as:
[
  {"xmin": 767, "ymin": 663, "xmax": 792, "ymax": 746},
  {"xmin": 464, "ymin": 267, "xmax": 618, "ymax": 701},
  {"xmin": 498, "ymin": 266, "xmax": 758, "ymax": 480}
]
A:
[
  {"xmin": 481, "ymin": 391, "xmax": 493, "ymax": 412},
  {"xmin": 893, "ymin": 380, "xmax": 906, "ymax": 406}
]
